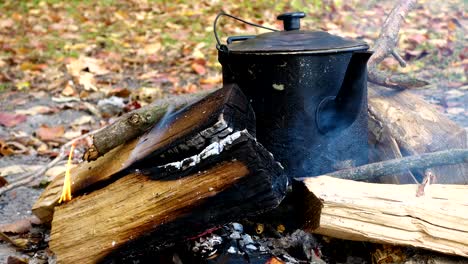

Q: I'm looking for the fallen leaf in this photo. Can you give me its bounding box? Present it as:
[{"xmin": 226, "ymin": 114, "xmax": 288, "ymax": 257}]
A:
[
  {"xmin": 0, "ymin": 216, "xmax": 41, "ymax": 234},
  {"xmin": 0, "ymin": 176, "xmax": 7, "ymax": 187},
  {"xmin": 62, "ymin": 82, "xmax": 77, "ymax": 96},
  {"xmin": 108, "ymin": 87, "xmax": 131, "ymax": 98},
  {"xmin": 79, "ymin": 72, "xmax": 98, "ymax": 91},
  {"xmin": 66, "ymin": 56, "xmax": 109, "ymax": 76},
  {"xmin": 0, "ymin": 112, "xmax": 27, "ymax": 127},
  {"xmin": 0, "ymin": 140, "xmax": 15, "ymax": 156},
  {"xmin": 37, "ymin": 143, "xmax": 49, "ymax": 154},
  {"xmin": 19, "ymin": 61, "xmax": 47, "ymax": 72},
  {"xmin": 71, "ymin": 115, "xmax": 94, "ymax": 126},
  {"xmin": 142, "ymin": 42, "xmax": 162, "ymax": 55},
  {"xmin": 405, "ymin": 33, "xmax": 427, "ymax": 45},
  {"xmin": 15, "ymin": 105, "xmax": 56, "ymax": 115},
  {"xmin": 62, "ymin": 130, "xmax": 83, "ymax": 140},
  {"xmin": 200, "ymin": 75, "xmax": 222, "ymax": 85},
  {"xmin": 36, "ymin": 125, "xmax": 65, "ymax": 141},
  {"xmin": 131, "ymin": 87, "xmax": 163, "ymax": 103},
  {"xmin": 191, "ymin": 62, "xmax": 206, "ymax": 75},
  {"xmin": 15, "ymin": 81, "xmax": 30, "ymax": 91},
  {"xmin": 0, "ymin": 165, "xmax": 42, "ymax": 176}
]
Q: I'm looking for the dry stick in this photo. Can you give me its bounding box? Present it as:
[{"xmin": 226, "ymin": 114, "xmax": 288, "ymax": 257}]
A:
[
  {"xmin": 0, "ymin": 128, "xmax": 103, "ymax": 196},
  {"xmin": 83, "ymin": 91, "xmax": 209, "ymax": 161},
  {"xmin": 0, "ymin": 92, "xmax": 211, "ymax": 195},
  {"xmin": 367, "ymin": 0, "xmax": 428, "ymax": 89},
  {"xmin": 295, "ymin": 149, "xmax": 468, "ymax": 181}
]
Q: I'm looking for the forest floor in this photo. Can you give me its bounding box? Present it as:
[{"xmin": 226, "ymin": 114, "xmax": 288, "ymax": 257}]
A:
[{"xmin": 0, "ymin": 0, "xmax": 466, "ymax": 263}]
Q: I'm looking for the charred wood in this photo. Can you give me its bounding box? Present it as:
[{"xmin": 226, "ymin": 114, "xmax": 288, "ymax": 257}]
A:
[
  {"xmin": 83, "ymin": 91, "xmax": 210, "ymax": 161},
  {"xmin": 49, "ymin": 132, "xmax": 287, "ymax": 264},
  {"xmin": 33, "ymin": 84, "xmax": 255, "ymax": 223}
]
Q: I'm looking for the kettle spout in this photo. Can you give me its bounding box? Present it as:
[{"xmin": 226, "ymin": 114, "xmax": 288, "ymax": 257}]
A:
[{"xmin": 316, "ymin": 51, "xmax": 373, "ymax": 134}]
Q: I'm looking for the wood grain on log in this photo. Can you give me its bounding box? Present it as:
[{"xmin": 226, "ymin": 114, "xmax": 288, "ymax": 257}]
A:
[
  {"xmin": 368, "ymin": 85, "xmax": 468, "ymax": 184},
  {"xmin": 33, "ymin": 85, "xmax": 255, "ymax": 223},
  {"xmin": 300, "ymin": 176, "xmax": 468, "ymax": 257},
  {"xmin": 50, "ymin": 132, "xmax": 286, "ymax": 264}
]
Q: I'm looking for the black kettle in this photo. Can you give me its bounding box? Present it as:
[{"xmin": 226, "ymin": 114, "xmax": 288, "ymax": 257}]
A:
[{"xmin": 215, "ymin": 12, "xmax": 372, "ymax": 178}]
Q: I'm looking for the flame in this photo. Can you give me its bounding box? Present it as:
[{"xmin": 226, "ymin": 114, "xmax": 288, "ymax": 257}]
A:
[{"xmin": 58, "ymin": 144, "xmax": 75, "ymax": 204}]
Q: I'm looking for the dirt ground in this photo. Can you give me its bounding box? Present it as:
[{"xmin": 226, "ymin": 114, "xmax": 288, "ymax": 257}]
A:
[{"xmin": 0, "ymin": 0, "xmax": 466, "ymax": 263}]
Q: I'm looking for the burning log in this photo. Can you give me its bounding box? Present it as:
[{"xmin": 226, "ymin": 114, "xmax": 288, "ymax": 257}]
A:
[
  {"xmin": 368, "ymin": 84, "xmax": 468, "ymax": 184},
  {"xmin": 299, "ymin": 176, "xmax": 468, "ymax": 257},
  {"xmin": 83, "ymin": 91, "xmax": 208, "ymax": 161},
  {"xmin": 33, "ymin": 84, "xmax": 256, "ymax": 222},
  {"xmin": 49, "ymin": 131, "xmax": 286, "ymax": 264}
]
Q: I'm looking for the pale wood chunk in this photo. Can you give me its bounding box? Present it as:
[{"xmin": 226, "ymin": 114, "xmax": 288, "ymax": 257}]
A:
[{"xmin": 301, "ymin": 176, "xmax": 468, "ymax": 257}]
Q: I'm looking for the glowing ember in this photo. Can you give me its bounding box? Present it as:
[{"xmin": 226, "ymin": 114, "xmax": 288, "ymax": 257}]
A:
[{"xmin": 58, "ymin": 144, "xmax": 75, "ymax": 204}]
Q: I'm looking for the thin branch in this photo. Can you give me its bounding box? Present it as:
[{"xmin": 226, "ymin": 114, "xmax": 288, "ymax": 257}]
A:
[
  {"xmin": 295, "ymin": 149, "xmax": 468, "ymax": 181},
  {"xmin": 391, "ymin": 49, "xmax": 407, "ymax": 67},
  {"xmin": 368, "ymin": 0, "xmax": 429, "ymax": 89},
  {"xmin": 0, "ymin": 128, "xmax": 103, "ymax": 196}
]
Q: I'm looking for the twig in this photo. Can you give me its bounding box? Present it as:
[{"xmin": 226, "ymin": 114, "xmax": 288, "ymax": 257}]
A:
[
  {"xmin": 0, "ymin": 128, "xmax": 103, "ymax": 196},
  {"xmin": 416, "ymin": 168, "xmax": 436, "ymax": 197},
  {"xmin": 368, "ymin": 0, "xmax": 429, "ymax": 89},
  {"xmin": 295, "ymin": 149, "xmax": 468, "ymax": 181},
  {"xmin": 391, "ymin": 50, "xmax": 406, "ymax": 67}
]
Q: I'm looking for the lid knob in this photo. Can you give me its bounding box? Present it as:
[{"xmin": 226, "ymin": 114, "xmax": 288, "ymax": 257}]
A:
[{"xmin": 277, "ymin": 12, "xmax": 306, "ymax": 31}]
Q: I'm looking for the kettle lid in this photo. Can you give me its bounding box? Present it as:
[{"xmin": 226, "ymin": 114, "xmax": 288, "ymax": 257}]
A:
[{"xmin": 225, "ymin": 12, "xmax": 369, "ymax": 54}]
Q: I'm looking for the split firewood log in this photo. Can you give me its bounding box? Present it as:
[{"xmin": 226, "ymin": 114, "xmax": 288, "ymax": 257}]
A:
[
  {"xmin": 49, "ymin": 131, "xmax": 287, "ymax": 264},
  {"xmin": 298, "ymin": 176, "xmax": 468, "ymax": 257},
  {"xmin": 33, "ymin": 84, "xmax": 255, "ymax": 223}
]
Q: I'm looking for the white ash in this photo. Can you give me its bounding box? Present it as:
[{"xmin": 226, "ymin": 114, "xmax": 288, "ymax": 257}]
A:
[
  {"xmin": 161, "ymin": 116, "xmax": 232, "ymax": 157},
  {"xmin": 246, "ymin": 244, "xmax": 258, "ymax": 251},
  {"xmin": 191, "ymin": 233, "xmax": 223, "ymax": 257},
  {"xmin": 232, "ymin": 222, "xmax": 243, "ymax": 233},
  {"xmin": 227, "ymin": 246, "xmax": 237, "ymax": 254},
  {"xmin": 229, "ymin": 231, "xmax": 241, "ymax": 240},
  {"xmin": 160, "ymin": 130, "xmax": 244, "ymax": 171},
  {"xmin": 259, "ymin": 245, "xmax": 267, "ymax": 252},
  {"xmin": 281, "ymin": 254, "xmax": 300, "ymax": 263},
  {"xmin": 241, "ymin": 234, "xmax": 254, "ymax": 245}
]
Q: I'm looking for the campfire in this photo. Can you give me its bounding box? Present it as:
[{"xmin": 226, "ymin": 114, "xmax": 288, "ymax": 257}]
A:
[{"xmin": 1, "ymin": 5, "xmax": 465, "ymax": 264}]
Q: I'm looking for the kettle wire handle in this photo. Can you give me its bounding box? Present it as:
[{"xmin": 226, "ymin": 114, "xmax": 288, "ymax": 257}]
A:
[{"xmin": 213, "ymin": 12, "xmax": 278, "ymax": 51}]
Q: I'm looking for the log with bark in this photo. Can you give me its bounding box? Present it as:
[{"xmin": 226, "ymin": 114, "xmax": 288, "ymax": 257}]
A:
[
  {"xmin": 83, "ymin": 91, "xmax": 209, "ymax": 161},
  {"xmin": 368, "ymin": 84, "xmax": 468, "ymax": 184},
  {"xmin": 298, "ymin": 176, "xmax": 468, "ymax": 257},
  {"xmin": 33, "ymin": 84, "xmax": 256, "ymax": 223},
  {"xmin": 50, "ymin": 131, "xmax": 287, "ymax": 264}
]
